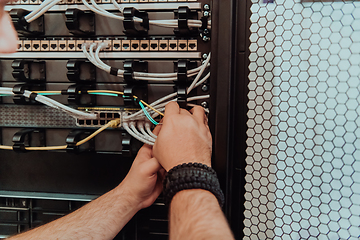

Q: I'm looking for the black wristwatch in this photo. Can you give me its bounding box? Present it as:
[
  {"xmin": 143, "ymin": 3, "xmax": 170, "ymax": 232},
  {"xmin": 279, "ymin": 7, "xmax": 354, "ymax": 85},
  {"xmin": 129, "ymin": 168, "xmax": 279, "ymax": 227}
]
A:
[{"xmin": 163, "ymin": 162, "xmax": 225, "ymax": 207}]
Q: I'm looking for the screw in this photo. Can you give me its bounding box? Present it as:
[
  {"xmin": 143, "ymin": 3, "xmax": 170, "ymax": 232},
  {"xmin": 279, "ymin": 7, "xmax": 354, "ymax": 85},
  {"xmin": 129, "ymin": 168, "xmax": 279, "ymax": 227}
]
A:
[
  {"xmin": 202, "ymin": 53, "xmax": 208, "ymax": 59},
  {"xmin": 201, "ymin": 85, "xmax": 209, "ymax": 92},
  {"xmin": 203, "ymin": 11, "xmax": 210, "ymax": 17},
  {"xmin": 204, "ymin": 4, "xmax": 210, "ymax": 10},
  {"xmin": 201, "ymin": 101, "xmax": 208, "ymax": 108},
  {"xmin": 203, "ymin": 29, "xmax": 210, "ymax": 35},
  {"xmin": 202, "ymin": 36, "xmax": 209, "ymax": 42}
]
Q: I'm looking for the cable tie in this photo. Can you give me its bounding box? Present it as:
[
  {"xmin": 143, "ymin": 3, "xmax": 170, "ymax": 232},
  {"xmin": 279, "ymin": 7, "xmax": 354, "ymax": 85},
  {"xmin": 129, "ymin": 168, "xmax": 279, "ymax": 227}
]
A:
[
  {"xmin": 12, "ymin": 86, "xmax": 25, "ymax": 95},
  {"xmin": 29, "ymin": 93, "xmax": 38, "ymax": 101},
  {"xmin": 110, "ymin": 67, "xmax": 119, "ymax": 76}
]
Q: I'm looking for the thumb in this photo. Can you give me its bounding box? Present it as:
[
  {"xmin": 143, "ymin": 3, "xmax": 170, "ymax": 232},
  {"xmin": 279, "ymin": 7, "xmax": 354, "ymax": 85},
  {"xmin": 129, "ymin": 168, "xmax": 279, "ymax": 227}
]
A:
[{"xmin": 143, "ymin": 157, "xmax": 162, "ymax": 177}]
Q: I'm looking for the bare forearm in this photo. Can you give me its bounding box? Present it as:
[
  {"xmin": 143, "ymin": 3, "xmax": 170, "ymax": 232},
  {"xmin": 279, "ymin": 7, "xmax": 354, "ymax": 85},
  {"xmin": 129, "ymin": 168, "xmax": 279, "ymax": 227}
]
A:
[
  {"xmin": 9, "ymin": 184, "xmax": 139, "ymax": 240},
  {"xmin": 170, "ymin": 189, "xmax": 234, "ymax": 240}
]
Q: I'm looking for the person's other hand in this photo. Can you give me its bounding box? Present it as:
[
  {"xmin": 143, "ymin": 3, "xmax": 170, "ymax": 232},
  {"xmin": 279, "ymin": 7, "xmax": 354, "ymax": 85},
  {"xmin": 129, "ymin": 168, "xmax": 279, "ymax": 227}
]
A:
[
  {"xmin": 153, "ymin": 102, "xmax": 212, "ymax": 171},
  {"xmin": 0, "ymin": 2, "xmax": 18, "ymax": 53},
  {"xmin": 120, "ymin": 140, "xmax": 165, "ymax": 210}
]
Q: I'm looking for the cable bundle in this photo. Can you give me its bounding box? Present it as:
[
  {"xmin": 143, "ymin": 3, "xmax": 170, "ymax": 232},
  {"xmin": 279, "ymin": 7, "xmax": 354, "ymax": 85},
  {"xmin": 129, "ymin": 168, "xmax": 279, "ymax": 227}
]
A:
[
  {"xmin": 0, "ymin": 87, "xmax": 98, "ymax": 119},
  {"xmin": 23, "ymin": 0, "xmax": 211, "ymax": 28},
  {"xmin": 82, "ymin": 42, "xmax": 210, "ymax": 82}
]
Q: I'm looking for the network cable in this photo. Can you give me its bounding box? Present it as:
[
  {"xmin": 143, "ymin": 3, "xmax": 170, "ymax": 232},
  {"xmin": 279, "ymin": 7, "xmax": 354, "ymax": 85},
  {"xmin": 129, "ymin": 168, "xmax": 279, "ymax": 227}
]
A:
[
  {"xmin": 22, "ymin": 0, "xmax": 210, "ymax": 29},
  {"xmin": 0, "ymin": 87, "xmax": 97, "ymax": 119},
  {"xmin": 0, "ymin": 118, "xmax": 120, "ymax": 151},
  {"xmin": 82, "ymin": 43, "xmax": 210, "ymax": 82},
  {"xmin": 1, "ymin": 88, "xmax": 209, "ymax": 145}
]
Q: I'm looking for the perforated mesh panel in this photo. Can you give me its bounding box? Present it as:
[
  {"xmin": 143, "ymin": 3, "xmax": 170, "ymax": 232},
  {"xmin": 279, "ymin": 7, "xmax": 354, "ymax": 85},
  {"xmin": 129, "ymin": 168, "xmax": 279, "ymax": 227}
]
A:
[{"xmin": 245, "ymin": 1, "xmax": 360, "ymax": 239}]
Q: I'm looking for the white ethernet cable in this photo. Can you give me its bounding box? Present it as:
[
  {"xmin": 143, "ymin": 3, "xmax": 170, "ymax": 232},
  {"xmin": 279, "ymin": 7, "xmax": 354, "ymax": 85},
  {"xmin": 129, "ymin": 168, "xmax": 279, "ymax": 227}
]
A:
[
  {"xmin": 94, "ymin": 43, "xmax": 209, "ymax": 80},
  {"xmin": 125, "ymin": 97, "xmax": 210, "ymax": 145},
  {"xmin": 129, "ymin": 121, "xmax": 155, "ymax": 143},
  {"xmin": 187, "ymin": 53, "xmax": 211, "ymax": 93},
  {"xmin": 83, "ymin": 43, "xmax": 210, "ymax": 82},
  {"xmin": 24, "ymin": 0, "xmax": 54, "ymax": 20},
  {"xmin": 22, "ymin": 0, "xmax": 210, "ymax": 28},
  {"xmin": 137, "ymin": 121, "xmax": 155, "ymax": 140},
  {"xmin": 123, "ymin": 121, "xmax": 154, "ymax": 146},
  {"xmin": 149, "ymin": 95, "xmax": 210, "ymax": 118},
  {"xmin": 145, "ymin": 122, "xmax": 158, "ymax": 139},
  {"xmin": 126, "ymin": 93, "xmax": 210, "ymax": 122},
  {"xmin": 123, "ymin": 54, "xmax": 211, "ymax": 121},
  {"xmin": 111, "ymin": 0, "xmax": 123, "ymax": 13},
  {"xmin": 25, "ymin": 0, "xmax": 63, "ymax": 23},
  {"xmin": 0, "ymin": 87, "xmax": 97, "ymax": 120},
  {"xmin": 82, "ymin": 0, "xmax": 206, "ymax": 29}
]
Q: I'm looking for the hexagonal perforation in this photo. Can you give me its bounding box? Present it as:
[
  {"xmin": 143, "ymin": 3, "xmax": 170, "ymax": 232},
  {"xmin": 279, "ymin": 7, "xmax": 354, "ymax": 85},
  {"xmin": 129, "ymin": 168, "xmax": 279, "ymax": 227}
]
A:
[{"xmin": 246, "ymin": 1, "xmax": 360, "ymax": 239}]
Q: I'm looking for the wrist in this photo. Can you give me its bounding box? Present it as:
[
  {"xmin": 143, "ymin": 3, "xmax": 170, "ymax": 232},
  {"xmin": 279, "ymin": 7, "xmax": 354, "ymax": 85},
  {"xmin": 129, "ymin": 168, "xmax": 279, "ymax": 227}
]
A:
[
  {"xmin": 163, "ymin": 163, "xmax": 224, "ymax": 207},
  {"xmin": 115, "ymin": 182, "xmax": 143, "ymax": 212}
]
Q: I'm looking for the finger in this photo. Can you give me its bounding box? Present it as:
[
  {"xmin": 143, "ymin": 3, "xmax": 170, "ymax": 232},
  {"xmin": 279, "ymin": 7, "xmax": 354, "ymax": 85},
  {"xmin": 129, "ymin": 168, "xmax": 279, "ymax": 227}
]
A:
[
  {"xmin": 144, "ymin": 157, "xmax": 162, "ymax": 176},
  {"xmin": 180, "ymin": 108, "xmax": 192, "ymax": 116},
  {"xmin": 146, "ymin": 173, "xmax": 164, "ymax": 204},
  {"xmin": 164, "ymin": 102, "xmax": 180, "ymax": 116},
  {"xmin": 190, "ymin": 106, "xmax": 206, "ymax": 125},
  {"xmin": 153, "ymin": 172, "xmax": 164, "ymax": 196},
  {"xmin": 158, "ymin": 168, "xmax": 166, "ymax": 177},
  {"xmin": 136, "ymin": 144, "xmax": 152, "ymax": 160},
  {"xmin": 152, "ymin": 123, "xmax": 162, "ymax": 136}
]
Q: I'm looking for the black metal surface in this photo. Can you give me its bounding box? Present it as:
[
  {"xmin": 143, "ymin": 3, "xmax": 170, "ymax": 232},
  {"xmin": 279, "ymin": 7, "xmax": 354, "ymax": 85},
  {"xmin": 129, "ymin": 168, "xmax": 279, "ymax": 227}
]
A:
[
  {"xmin": 0, "ymin": 151, "xmax": 132, "ymax": 195},
  {"xmin": 210, "ymin": 0, "xmax": 249, "ymax": 239}
]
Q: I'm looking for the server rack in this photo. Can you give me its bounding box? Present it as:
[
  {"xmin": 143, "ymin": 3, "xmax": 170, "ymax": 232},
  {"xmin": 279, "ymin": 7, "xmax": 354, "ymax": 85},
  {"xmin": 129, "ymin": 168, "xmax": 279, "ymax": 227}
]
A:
[
  {"xmin": 3, "ymin": 1, "xmax": 358, "ymax": 239},
  {"xmin": 0, "ymin": 0, "xmax": 248, "ymax": 239}
]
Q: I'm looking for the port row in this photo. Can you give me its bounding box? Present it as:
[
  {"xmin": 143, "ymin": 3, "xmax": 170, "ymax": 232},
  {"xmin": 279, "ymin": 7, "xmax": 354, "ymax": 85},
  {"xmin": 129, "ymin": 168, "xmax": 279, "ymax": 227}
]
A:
[
  {"xmin": 17, "ymin": 39, "xmax": 198, "ymax": 52},
  {"xmin": 9, "ymin": 0, "xmax": 197, "ymax": 5},
  {"xmin": 77, "ymin": 112, "xmax": 121, "ymax": 127}
]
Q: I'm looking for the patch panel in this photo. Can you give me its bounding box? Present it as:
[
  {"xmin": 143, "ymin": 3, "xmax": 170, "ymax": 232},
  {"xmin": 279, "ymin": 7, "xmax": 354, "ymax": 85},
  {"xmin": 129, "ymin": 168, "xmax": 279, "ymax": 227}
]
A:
[
  {"xmin": 76, "ymin": 110, "xmax": 122, "ymax": 127},
  {"xmin": 1, "ymin": 52, "xmax": 201, "ymax": 59},
  {"xmin": 13, "ymin": 38, "xmax": 199, "ymax": 52},
  {"xmin": 4, "ymin": 2, "xmax": 202, "ymax": 11}
]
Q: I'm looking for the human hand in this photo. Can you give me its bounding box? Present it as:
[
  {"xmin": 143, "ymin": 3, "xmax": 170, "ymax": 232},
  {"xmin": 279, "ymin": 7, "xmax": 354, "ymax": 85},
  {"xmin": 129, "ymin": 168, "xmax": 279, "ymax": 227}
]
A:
[
  {"xmin": 119, "ymin": 141, "xmax": 165, "ymax": 210},
  {"xmin": 0, "ymin": 1, "xmax": 18, "ymax": 53},
  {"xmin": 153, "ymin": 102, "xmax": 212, "ymax": 171}
]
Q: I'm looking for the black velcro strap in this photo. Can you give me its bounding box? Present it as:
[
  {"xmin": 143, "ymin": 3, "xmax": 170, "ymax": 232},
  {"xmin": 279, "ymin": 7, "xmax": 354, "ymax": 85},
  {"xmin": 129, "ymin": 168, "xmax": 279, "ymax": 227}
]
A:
[
  {"xmin": 110, "ymin": 67, "xmax": 119, "ymax": 76},
  {"xmin": 29, "ymin": 93, "xmax": 38, "ymax": 101},
  {"xmin": 12, "ymin": 86, "xmax": 24, "ymax": 95}
]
